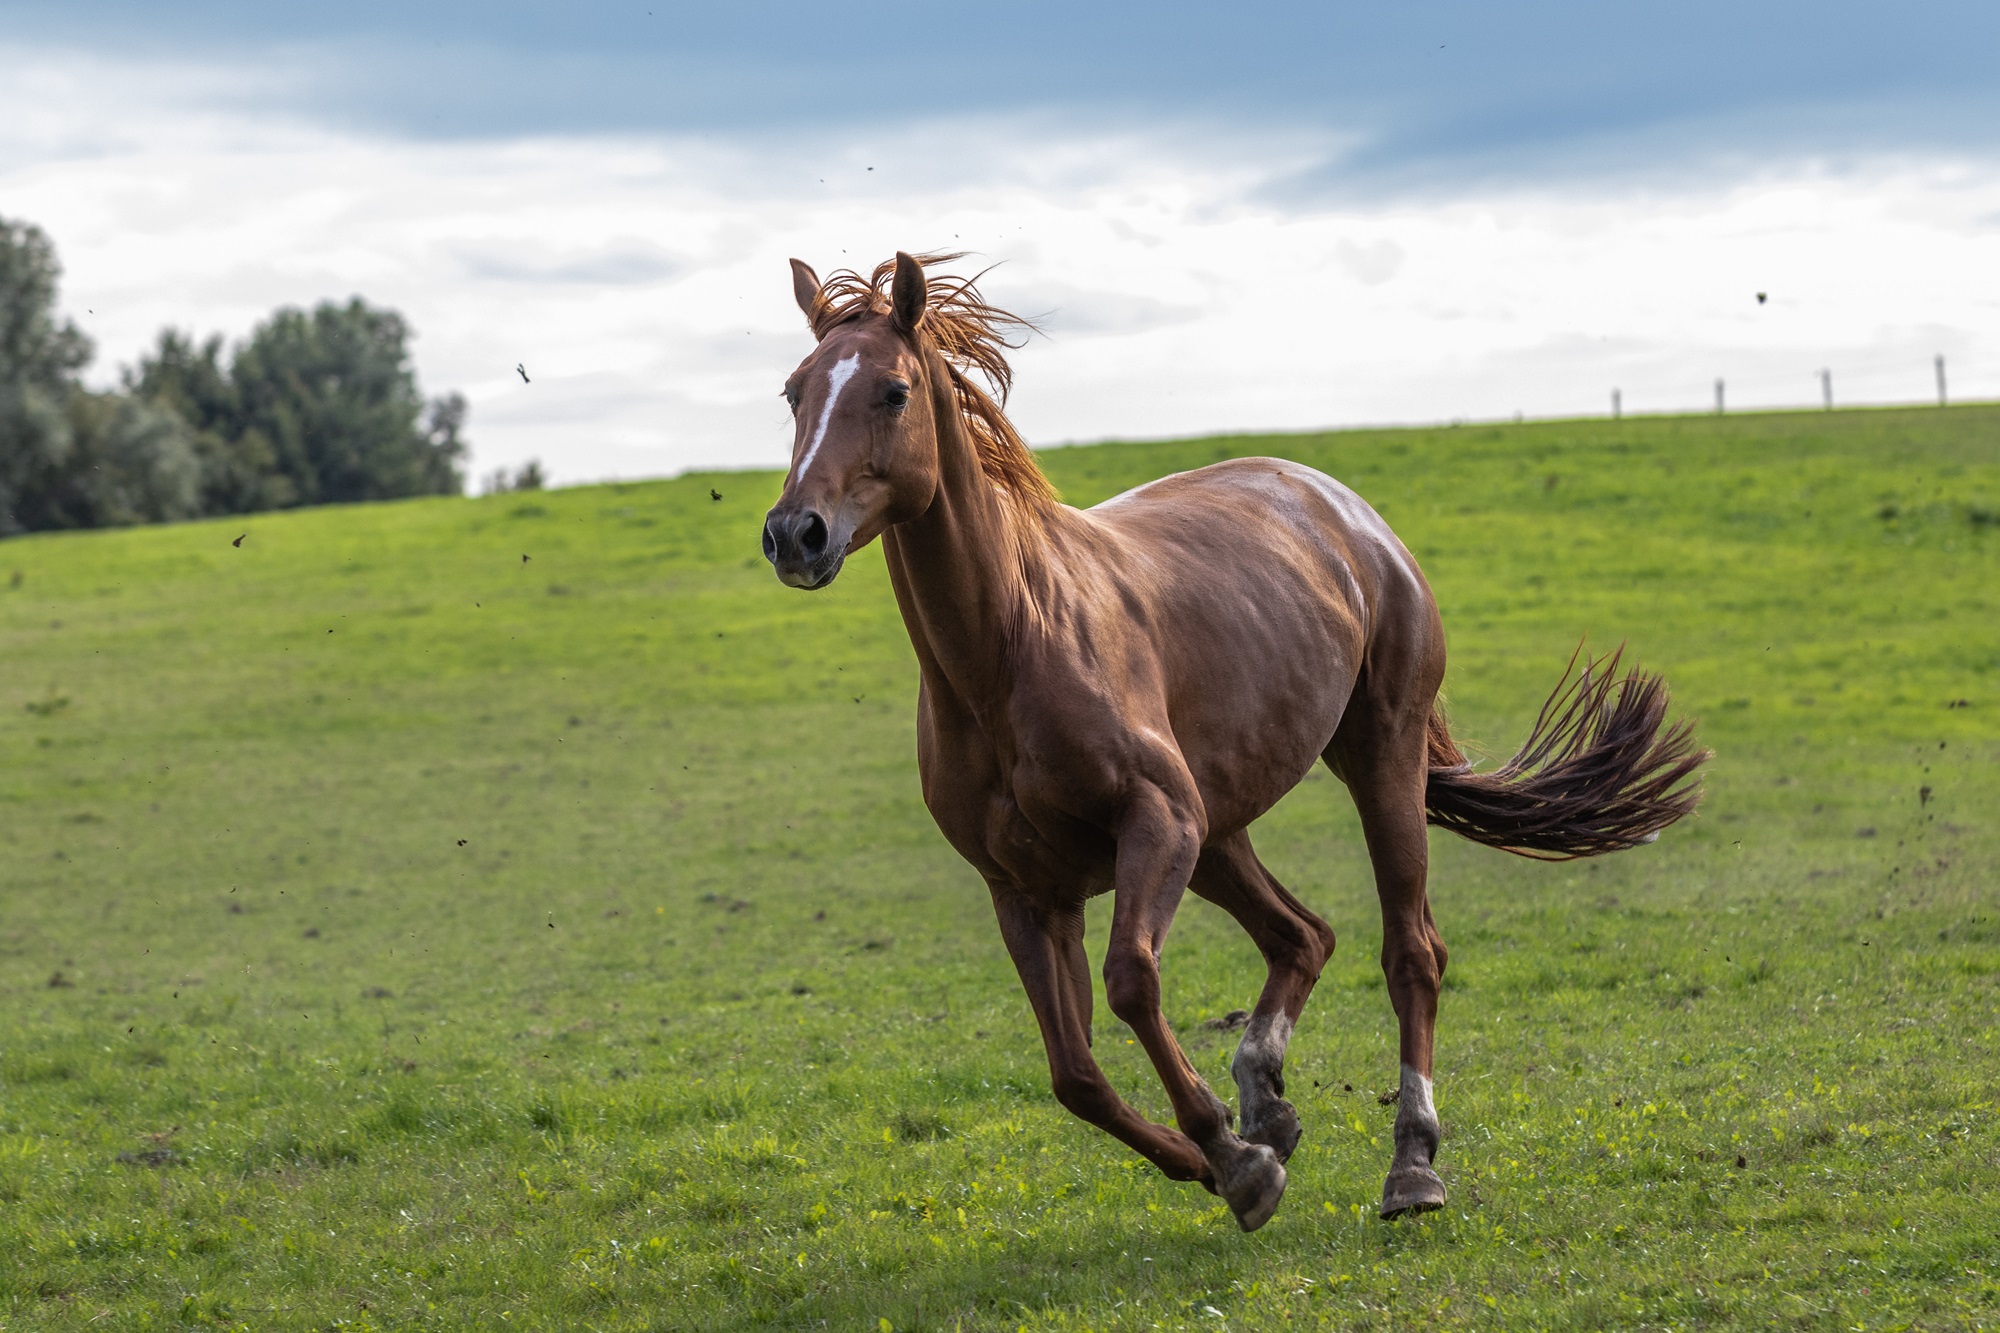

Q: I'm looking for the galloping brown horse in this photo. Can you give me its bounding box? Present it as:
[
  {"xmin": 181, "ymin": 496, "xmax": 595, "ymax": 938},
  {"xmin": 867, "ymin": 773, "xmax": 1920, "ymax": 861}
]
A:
[{"xmin": 762, "ymin": 253, "xmax": 1706, "ymax": 1231}]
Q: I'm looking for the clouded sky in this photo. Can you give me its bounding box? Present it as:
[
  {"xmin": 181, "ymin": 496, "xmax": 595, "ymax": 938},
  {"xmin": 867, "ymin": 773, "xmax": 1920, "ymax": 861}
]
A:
[{"xmin": 4, "ymin": 1, "xmax": 1995, "ymax": 481}]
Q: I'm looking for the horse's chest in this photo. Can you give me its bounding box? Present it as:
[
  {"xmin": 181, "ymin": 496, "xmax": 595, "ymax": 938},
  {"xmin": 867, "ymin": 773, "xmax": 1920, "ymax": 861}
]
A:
[{"xmin": 918, "ymin": 718, "xmax": 1115, "ymax": 897}]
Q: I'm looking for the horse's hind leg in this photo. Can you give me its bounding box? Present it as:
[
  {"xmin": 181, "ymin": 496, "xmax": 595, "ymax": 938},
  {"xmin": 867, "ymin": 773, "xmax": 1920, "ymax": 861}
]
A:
[
  {"xmin": 1328, "ymin": 703, "xmax": 1450, "ymax": 1219},
  {"xmin": 1190, "ymin": 833, "xmax": 1337, "ymax": 1162}
]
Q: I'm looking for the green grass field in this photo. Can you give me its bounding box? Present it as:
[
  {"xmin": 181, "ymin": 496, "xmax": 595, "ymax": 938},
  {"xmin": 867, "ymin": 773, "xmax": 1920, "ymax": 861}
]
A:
[{"xmin": 2, "ymin": 404, "xmax": 1997, "ymax": 1331}]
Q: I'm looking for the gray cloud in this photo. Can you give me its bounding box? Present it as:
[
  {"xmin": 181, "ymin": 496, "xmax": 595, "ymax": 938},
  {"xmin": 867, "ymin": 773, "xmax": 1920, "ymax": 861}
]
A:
[
  {"xmin": 452, "ymin": 239, "xmax": 684, "ymax": 286},
  {"xmin": 6, "ymin": 1, "xmax": 1999, "ymax": 192},
  {"xmin": 1026, "ymin": 288, "xmax": 1203, "ymax": 338}
]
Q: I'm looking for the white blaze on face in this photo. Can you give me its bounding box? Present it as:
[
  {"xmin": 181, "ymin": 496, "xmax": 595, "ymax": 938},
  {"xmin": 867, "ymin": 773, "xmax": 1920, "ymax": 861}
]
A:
[{"xmin": 794, "ymin": 353, "xmax": 861, "ymax": 482}]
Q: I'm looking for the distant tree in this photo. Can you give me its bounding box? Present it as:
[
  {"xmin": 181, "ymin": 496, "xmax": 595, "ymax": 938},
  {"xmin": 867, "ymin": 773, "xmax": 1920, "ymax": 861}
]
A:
[
  {"xmin": 421, "ymin": 391, "xmax": 470, "ymax": 492},
  {"xmin": 132, "ymin": 307, "xmax": 467, "ymax": 513},
  {"xmin": 8, "ymin": 214, "xmax": 470, "ymax": 536},
  {"xmin": 15, "ymin": 391, "xmax": 203, "ymax": 531},
  {"xmin": 0, "ymin": 217, "xmax": 93, "ymax": 534},
  {"xmin": 1, "ymin": 217, "xmax": 202, "ymax": 533},
  {"xmin": 481, "ymin": 458, "xmax": 546, "ymax": 495},
  {"xmin": 126, "ymin": 329, "xmax": 293, "ymax": 514},
  {"xmin": 224, "ymin": 300, "xmax": 466, "ymax": 506}
]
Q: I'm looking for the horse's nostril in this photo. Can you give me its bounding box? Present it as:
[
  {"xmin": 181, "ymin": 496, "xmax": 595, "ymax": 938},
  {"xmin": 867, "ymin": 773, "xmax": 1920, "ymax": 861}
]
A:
[
  {"xmin": 761, "ymin": 520, "xmax": 779, "ymax": 562},
  {"xmin": 800, "ymin": 512, "xmax": 828, "ymax": 560}
]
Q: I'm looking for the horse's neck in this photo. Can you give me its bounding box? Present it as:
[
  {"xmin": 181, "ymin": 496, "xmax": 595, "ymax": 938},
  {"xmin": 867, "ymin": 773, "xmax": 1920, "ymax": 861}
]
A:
[{"xmin": 882, "ymin": 391, "xmax": 1040, "ymax": 718}]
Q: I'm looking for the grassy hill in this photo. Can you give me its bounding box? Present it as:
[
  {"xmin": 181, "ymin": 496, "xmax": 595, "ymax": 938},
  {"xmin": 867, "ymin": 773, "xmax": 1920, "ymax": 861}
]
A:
[{"xmin": 2, "ymin": 405, "xmax": 1996, "ymax": 1330}]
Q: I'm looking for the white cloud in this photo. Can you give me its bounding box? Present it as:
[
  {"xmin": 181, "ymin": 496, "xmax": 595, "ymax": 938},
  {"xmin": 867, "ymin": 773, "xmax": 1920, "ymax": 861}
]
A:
[
  {"xmin": 4, "ymin": 48, "xmax": 1996, "ymax": 485},
  {"xmin": 1336, "ymin": 238, "xmax": 1405, "ymax": 286}
]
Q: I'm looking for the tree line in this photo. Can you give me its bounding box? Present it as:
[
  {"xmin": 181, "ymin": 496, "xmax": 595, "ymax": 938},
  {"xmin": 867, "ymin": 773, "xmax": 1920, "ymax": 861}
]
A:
[{"xmin": 1, "ymin": 215, "xmax": 469, "ymax": 537}]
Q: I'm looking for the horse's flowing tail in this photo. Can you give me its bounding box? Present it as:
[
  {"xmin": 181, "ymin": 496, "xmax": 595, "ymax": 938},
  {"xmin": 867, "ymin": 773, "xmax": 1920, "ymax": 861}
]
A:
[{"xmin": 1423, "ymin": 646, "xmax": 1709, "ymax": 860}]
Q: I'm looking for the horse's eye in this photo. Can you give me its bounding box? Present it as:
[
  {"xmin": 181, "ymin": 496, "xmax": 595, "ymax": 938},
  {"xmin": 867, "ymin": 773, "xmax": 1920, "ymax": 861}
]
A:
[
  {"xmin": 885, "ymin": 382, "xmax": 910, "ymax": 410},
  {"xmin": 782, "ymin": 387, "xmax": 800, "ymax": 412}
]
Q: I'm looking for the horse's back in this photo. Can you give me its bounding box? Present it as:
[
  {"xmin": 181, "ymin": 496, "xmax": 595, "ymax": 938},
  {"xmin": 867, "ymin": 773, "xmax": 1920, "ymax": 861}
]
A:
[
  {"xmin": 1056, "ymin": 457, "xmax": 1438, "ymax": 834},
  {"xmin": 1083, "ymin": 456, "xmax": 1428, "ymax": 635}
]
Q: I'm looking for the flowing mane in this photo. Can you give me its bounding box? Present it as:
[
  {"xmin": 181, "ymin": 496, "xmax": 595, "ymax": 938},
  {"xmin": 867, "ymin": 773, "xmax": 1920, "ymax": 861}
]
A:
[{"xmin": 806, "ymin": 253, "xmax": 1059, "ymax": 510}]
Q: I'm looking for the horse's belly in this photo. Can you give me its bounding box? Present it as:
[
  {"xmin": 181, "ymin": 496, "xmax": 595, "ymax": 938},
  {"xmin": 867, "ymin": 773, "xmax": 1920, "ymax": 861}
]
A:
[
  {"xmin": 1178, "ymin": 673, "xmax": 1355, "ymax": 836},
  {"xmin": 1167, "ymin": 590, "xmax": 1364, "ymax": 835}
]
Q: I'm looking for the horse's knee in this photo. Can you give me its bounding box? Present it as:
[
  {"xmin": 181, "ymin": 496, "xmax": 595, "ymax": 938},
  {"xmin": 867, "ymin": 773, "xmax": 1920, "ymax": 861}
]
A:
[{"xmin": 1102, "ymin": 951, "xmax": 1160, "ymax": 1028}]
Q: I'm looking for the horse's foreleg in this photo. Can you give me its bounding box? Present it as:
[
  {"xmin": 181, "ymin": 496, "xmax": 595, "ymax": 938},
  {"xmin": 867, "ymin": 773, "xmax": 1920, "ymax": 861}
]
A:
[
  {"xmin": 1332, "ymin": 718, "xmax": 1450, "ymax": 1219},
  {"xmin": 1103, "ymin": 795, "xmax": 1287, "ymax": 1232},
  {"xmin": 986, "ymin": 885, "xmax": 1214, "ymax": 1186},
  {"xmin": 1190, "ymin": 833, "xmax": 1337, "ymax": 1163}
]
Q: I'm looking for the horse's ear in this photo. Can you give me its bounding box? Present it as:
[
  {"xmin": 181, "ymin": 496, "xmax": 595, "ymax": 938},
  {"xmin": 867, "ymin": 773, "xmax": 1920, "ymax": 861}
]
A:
[
  {"xmin": 789, "ymin": 259, "xmax": 821, "ymax": 328},
  {"xmin": 890, "ymin": 251, "xmax": 927, "ymax": 335}
]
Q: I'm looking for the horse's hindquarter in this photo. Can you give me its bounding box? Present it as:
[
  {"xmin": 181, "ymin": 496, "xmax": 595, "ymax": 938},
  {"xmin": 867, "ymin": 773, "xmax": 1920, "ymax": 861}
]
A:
[{"xmin": 1067, "ymin": 458, "xmax": 1413, "ymax": 837}]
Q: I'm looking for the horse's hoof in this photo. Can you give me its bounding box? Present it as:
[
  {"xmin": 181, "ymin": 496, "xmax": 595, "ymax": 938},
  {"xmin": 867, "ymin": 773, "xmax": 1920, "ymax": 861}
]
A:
[
  {"xmin": 1243, "ymin": 1097, "xmax": 1302, "ymax": 1163},
  {"xmin": 1379, "ymin": 1164, "xmax": 1446, "ymax": 1219},
  {"xmin": 1215, "ymin": 1142, "xmax": 1287, "ymax": 1232}
]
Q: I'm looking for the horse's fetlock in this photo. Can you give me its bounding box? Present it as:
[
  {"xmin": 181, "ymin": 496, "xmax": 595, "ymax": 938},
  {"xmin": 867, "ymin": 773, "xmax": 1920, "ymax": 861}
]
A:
[
  {"xmin": 1180, "ymin": 1086, "xmax": 1235, "ymax": 1147},
  {"xmin": 1393, "ymin": 1065, "xmax": 1441, "ymax": 1165},
  {"xmin": 1395, "ymin": 1107, "xmax": 1441, "ymax": 1163},
  {"xmin": 1228, "ymin": 1012, "xmax": 1293, "ymax": 1092}
]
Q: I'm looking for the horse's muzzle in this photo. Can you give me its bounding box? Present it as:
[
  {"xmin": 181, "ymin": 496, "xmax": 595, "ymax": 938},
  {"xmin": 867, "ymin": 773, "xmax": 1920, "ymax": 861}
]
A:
[{"xmin": 762, "ymin": 506, "xmax": 845, "ymax": 590}]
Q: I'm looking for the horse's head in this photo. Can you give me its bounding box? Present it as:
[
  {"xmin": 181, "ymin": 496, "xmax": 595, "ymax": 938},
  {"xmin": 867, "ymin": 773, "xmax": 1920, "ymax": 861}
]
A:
[{"xmin": 762, "ymin": 251, "xmax": 940, "ymax": 590}]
